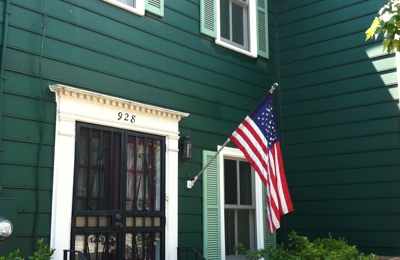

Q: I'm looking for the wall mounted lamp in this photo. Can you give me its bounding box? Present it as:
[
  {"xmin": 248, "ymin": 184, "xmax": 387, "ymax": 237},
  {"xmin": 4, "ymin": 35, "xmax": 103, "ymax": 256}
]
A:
[
  {"xmin": 180, "ymin": 135, "xmax": 193, "ymax": 159},
  {"xmin": 0, "ymin": 217, "xmax": 13, "ymax": 241}
]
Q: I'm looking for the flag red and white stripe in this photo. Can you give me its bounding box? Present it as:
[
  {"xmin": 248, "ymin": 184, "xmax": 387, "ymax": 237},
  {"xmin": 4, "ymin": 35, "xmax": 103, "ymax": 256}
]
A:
[{"xmin": 230, "ymin": 91, "xmax": 293, "ymax": 234}]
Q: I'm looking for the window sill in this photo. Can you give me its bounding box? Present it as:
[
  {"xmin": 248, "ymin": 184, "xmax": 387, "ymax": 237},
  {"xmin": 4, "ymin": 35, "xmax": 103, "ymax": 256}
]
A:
[
  {"xmin": 215, "ymin": 39, "xmax": 257, "ymax": 58},
  {"xmin": 103, "ymin": 0, "xmax": 145, "ymax": 16}
]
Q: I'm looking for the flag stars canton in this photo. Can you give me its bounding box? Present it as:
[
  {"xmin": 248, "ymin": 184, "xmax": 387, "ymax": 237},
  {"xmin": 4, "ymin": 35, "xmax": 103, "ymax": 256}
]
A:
[{"xmin": 255, "ymin": 100, "xmax": 278, "ymax": 149}]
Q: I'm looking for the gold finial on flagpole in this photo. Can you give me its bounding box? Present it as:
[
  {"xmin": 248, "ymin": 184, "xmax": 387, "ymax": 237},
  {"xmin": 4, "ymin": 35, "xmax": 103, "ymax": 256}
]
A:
[{"xmin": 269, "ymin": 83, "xmax": 278, "ymax": 93}]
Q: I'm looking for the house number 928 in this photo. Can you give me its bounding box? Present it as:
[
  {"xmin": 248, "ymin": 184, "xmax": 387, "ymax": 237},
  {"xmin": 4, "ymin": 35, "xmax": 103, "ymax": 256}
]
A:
[{"xmin": 117, "ymin": 112, "xmax": 136, "ymax": 123}]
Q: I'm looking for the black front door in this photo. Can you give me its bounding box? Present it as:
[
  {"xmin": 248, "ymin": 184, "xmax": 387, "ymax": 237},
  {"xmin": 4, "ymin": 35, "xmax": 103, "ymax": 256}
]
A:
[{"xmin": 71, "ymin": 123, "xmax": 165, "ymax": 260}]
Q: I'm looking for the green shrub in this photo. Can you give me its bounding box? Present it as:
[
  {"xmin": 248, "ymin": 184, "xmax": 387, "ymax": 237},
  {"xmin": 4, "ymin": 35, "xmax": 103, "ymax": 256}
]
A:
[
  {"xmin": 0, "ymin": 239, "xmax": 55, "ymax": 260},
  {"xmin": 234, "ymin": 231, "xmax": 379, "ymax": 260},
  {"xmin": 28, "ymin": 239, "xmax": 55, "ymax": 260},
  {"xmin": 0, "ymin": 250, "xmax": 22, "ymax": 260}
]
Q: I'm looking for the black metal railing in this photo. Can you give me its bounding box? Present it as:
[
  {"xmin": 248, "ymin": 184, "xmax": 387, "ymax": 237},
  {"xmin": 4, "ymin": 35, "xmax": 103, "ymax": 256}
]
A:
[
  {"xmin": 177, "ymin": 247, "xmax": 206, "ymax": 260},
  {"xmin": 63, "ymin": 250, "xmax": 88, "ymax": 260}
]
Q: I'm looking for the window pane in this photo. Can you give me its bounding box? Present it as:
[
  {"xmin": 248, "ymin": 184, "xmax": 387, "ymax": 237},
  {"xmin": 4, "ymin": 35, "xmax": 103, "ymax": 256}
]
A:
[
  {"xmin": 220, "ymin": 0, "xmax": 230, "ymax": 40},
  {"xmin": 239, "ymin": 161, "xmax": 252, "ymax": 205},
  {"xmin": 116, "ymin": 0, "xmax": 135, "ymax": 7},
  {"xmin": 237, "ymin": 210, "xmax": 250, "ymax": 250},
  {"xmin": 225, "ymin": 209, "xmax": 236, "ymax": 256},
  {"xmin": 224, "ymin": 159, "xmax": 237, "ymax": 204},
  {"xmin": 232, "ymin": 3, "xmax": 244, "ymax": 45}
]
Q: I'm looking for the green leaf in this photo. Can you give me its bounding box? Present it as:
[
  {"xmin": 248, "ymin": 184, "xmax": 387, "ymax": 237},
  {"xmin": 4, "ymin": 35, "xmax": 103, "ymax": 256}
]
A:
[
  {"xmin": 383, "ymin": 38, "xmax": 392, "ymax": 52},
  {"xmin": 366, "ymin": 17, "xmax": 382, "ymax": 40}
]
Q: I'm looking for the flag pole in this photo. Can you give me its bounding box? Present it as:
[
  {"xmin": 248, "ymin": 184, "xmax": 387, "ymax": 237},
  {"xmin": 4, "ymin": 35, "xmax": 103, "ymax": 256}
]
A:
[
  {"xmin": 187, "ymin": 138, "xmax": 231, "ymax": 189},
  {"xmin": 186, "ymin": 83, "xmax": 278, "ymax": 189}
]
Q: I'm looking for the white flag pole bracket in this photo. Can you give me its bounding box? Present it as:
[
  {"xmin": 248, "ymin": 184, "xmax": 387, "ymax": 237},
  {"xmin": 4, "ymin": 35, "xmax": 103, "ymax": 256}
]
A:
[{"xmin": 186, "ymin": 138, "xmax": 231, "ymax": 189}]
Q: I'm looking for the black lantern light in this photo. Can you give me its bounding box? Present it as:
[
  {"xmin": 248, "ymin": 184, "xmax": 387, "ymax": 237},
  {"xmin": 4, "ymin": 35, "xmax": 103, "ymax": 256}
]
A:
[{"xmin": 180, "ymin": 135, "xmax": 193, "ymax": 159}]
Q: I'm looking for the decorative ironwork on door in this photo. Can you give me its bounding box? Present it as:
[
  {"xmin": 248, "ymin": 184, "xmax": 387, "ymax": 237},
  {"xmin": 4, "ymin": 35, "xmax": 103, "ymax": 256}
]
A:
[
  {"xmin": 71, "ymin": 123, "xmax": 165, "ymax": 260},
  {"xmin": 126, "ymin": 136, "xmax": 162, "ymax": 212}
]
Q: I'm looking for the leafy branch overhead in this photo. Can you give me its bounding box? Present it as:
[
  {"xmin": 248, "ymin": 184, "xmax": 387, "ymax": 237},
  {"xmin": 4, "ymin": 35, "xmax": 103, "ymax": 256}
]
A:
[{"xmin": 366, "ymin": 0, "xmax": 400, "ymax": 53}]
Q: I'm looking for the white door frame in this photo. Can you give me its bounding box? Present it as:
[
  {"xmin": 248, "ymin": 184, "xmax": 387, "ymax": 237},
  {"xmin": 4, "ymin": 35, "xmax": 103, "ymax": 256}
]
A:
[{"xmin": 49, "ymin": 84, "xmax": 188, "ymax": 260}]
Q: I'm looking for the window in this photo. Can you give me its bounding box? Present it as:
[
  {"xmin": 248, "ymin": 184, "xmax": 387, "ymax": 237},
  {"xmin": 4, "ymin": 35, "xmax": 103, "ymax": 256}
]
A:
[
  {"xmin": 103, "ymin": 0, "xmax": 164, "ymax": 17},
  {"xmin": 220, "ymin": 0, "xmax": 250, "ymax": 51},
  {"xmin": 224, "ymin": 159, "xmax": 255, "ymax": 258},
  {"xmin": 203, "ymin": 147, "xmax": 275, "ymax": 260},
  {"xmin": 200, "ymin": 0, "xmax": 268, "ymax": 58}
]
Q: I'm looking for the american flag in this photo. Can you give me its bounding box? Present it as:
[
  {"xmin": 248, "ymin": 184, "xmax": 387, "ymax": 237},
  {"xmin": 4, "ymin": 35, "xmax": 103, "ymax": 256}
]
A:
[{"xmin": 230, "ymin": 90, "xmax": 294, "ymax": 234}]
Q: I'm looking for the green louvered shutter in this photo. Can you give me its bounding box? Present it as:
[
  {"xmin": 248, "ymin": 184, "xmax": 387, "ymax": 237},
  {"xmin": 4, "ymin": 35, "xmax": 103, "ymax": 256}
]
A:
[
  {"xmin": 200, "ymin": 0, "xmax": 217, "ymax": 37},
  {"xmin": 146, "ymin": 0, "xmax": 164, "ymax": 17},
  {"xmin": 264, "ymin": 186, "xmax": 276, "ymax": 249},
  {"xmin": 257, "ymin": 0, "xmax": 269, "ymax": 58},
  {"xmin": 203, "ymin": 150, "xmax": 221, "ymax": 259}
]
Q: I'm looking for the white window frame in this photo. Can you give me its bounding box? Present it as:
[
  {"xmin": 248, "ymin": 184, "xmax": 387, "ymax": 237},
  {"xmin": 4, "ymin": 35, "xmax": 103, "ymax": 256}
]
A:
[
  {"xmin": 49, "ymin": 84, "xmax": 188, "ymax": 260},
  {"xmin": 224, "ymin": 158, "xmax": 256, "ymax": 259},
  {"xmin": 218, "ymin": 146, "xmax": 265, "ymax": 260},
  {"xmin": 216, "ymin": 0, "xmax": 257, "ymax": 58},
  {"xmin": 103, "ymin": 0, "xmax": 145, "ymax": 16}
]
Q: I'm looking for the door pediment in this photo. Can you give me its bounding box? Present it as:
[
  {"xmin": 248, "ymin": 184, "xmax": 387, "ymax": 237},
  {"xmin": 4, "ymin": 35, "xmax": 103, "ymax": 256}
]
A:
[{"xmin": 50, "ymin": 84, "xmax": 189, "ymax": 138}]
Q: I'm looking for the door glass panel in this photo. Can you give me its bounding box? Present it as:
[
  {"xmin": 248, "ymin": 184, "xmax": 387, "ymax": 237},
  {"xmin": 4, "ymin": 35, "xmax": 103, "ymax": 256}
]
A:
[
  {"xmin": 76, "ymin": 217, "xmax": 86, "ymax": 227},
  {"xmin": 88, "ymin": 216, "xmax": 98, "ymax": 227},
  {"xmin": 126, "ymin": 136, "xmax": 136, "ymax": 210},
  {"xmin": 154, "ymin": 140, "xmax": 161, "ymax": 211},
  {"xmin": 76, "ymin": 128, "xmax": 89, "ymax": 210},
  {"xmin": 142, "ymin": 139, "xmax": 153, "ymax": 211},
  {"xmin": 74, "ymin": 233, "xmax": 118, "ymax": 260},
  {"xmin": 74, "ymin": 235, "xmax": 85, "ymax": 258},
  {"xmin": 126, "ymin": 136, "xmax": 161, "ymax": 212},
  {"xmin": 99, "ymin": 216, "xmax": 109, "ymax": 227},
  {"xmin": 125, "ymin": 232, "xmax": 160, "ymax": 260},
  {"xmin": 87, "ymin": 234, "xmax": 106, "ymax": 260},
  {"xmin": 75, "ymin": 128, "xmax": 121, "ymax": 211},
  {"xmin": 125, "ymin": 233, "xmax": 133, "ymax": 259}
]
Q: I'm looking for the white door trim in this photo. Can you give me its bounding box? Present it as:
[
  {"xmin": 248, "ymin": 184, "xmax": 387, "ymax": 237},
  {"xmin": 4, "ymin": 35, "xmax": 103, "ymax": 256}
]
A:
[{"xmin": 49, "ymin": 84, "xmax": 188, "ymax": 260}]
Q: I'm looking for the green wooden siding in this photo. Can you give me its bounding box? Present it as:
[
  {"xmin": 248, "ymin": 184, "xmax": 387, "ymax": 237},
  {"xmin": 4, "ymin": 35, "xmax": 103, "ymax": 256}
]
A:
[
  {"xmin": 276, "ymin": 0, "xmax": 400, "ymax": 256},
  {"xmin": 0, "ymin": 0, "xmax": 275, "ymax": 256},
  {"xmin": 2, "ymin": 0, "xmax": 398, "ymax": 257}
]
